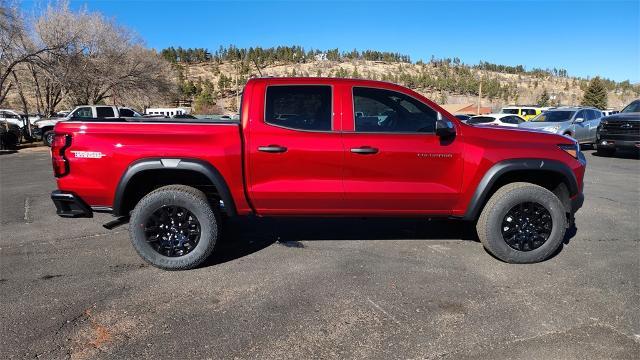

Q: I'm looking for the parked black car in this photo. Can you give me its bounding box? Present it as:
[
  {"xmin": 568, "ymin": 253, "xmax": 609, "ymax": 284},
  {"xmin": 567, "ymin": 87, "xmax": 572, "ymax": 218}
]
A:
[
  {"xmin": 454, "ymin": 114, "xmax": 471, "ymax": 122},
  {"xmin": 0, "ymin": 120, "xmax": 20, "ymax": 150},
  {"xmin": 596, "ymin": 99, "xmax": 640, "ymax": 156}
]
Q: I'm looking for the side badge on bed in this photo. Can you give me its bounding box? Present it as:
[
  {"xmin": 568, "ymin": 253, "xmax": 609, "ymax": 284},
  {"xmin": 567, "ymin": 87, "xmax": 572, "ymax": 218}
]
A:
[{"xmin": 70, "ymin": 151, "xmax": 106, "ymax": 159}]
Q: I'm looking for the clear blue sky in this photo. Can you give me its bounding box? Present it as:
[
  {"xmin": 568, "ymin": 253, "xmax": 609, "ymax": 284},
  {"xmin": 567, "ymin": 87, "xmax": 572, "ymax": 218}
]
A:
[{"xmin": 23, "ymin": 0, "xmax": 640, "ymax": 82}]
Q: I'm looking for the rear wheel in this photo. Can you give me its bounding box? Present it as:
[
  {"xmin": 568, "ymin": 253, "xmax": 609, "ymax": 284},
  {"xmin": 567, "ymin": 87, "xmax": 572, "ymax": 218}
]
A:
[
  {"xmin": 476, "ymin": 182, "xmax": 567, "ymax": 263},
  {"xmin": 129, "ymin": 185, "xmax": 218, "ymax": 270}
]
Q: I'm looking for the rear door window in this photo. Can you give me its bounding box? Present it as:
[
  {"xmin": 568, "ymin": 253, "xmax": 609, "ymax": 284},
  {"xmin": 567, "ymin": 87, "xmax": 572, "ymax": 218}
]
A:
[
  {"xmin": 96, "ymin": 107, "xmax": 115, "ymax": 118},
  {"xmin": 265, "ymin": 86, "xmax": 332, "ymax": 131}
]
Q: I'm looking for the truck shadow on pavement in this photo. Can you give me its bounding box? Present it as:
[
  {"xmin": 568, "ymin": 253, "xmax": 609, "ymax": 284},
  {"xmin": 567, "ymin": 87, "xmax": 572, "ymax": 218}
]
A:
[
  {"xmin": 206, "ymin": 217, "xmax": 578, "ymax": 266},
  {"xmin": 207, "ymin": 217, "xmax": 477, "ymax": 266}
]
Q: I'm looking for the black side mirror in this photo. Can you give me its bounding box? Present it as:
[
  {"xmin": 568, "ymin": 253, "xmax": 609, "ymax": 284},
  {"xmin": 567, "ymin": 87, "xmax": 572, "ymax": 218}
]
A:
[{"xmin": 435, "ymin": 119, "xmax": 456, "ymax": 138}]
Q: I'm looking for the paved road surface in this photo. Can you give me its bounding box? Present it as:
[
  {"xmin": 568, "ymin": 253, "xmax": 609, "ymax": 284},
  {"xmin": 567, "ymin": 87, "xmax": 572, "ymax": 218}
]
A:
[{"xmin": 1, "ymin": 147, "xmax": 638, "ymax": 359}]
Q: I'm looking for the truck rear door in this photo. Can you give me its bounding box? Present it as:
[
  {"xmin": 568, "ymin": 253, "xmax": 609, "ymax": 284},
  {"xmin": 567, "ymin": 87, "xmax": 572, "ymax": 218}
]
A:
[{"xmin": 245, "ymin": 81, "xmax": 345, "ymax": 215}]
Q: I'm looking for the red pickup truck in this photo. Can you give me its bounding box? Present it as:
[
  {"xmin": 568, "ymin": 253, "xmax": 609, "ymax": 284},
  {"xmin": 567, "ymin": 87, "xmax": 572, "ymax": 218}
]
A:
[{"xmin": 51, "ymin": 78, "xmax": 585, "ymax": 270}]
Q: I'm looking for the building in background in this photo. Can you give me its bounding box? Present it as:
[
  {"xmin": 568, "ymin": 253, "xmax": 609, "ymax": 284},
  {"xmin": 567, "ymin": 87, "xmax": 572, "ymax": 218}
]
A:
[
  {"xmin": 440, "ymin": 103, "xmax": 492, "ymax": 116},
  {"xmin": 145, "ymin": 107, "xmax": 191, "ymax": 117}
]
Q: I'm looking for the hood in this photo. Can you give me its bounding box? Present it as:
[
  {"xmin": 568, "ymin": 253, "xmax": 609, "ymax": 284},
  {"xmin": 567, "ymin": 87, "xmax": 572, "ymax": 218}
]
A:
[
  {"xmin": 462, "ymin": 121, "xmax": 574, "ymax": 145},
  {"xmin": 602, "ymin": 113, "xmax": 640, "ymax": 122}
]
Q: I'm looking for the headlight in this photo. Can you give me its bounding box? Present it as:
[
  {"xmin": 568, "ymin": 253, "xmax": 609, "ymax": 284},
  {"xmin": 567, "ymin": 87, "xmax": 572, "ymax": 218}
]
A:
[
  {"xmin": 558, "ymin": 143, "xmax": 580, "ymax": 158},
  {"xmin": 544, "ymin": 125, "xmax": 562, "ymax": 132}
]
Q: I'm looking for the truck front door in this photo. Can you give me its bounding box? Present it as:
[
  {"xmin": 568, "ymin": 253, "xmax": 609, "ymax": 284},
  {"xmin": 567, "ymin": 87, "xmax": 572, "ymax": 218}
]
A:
[
  {"xmin": 341, "ymin": 86, "xmax": 463, "ymax": 215},
  {"xmin": 246, "ymin": 83, "xmax": 345, "ymax": 215}
]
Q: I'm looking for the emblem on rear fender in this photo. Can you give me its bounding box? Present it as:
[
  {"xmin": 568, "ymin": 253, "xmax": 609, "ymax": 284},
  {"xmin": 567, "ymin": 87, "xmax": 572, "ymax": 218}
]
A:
[{"xmin": 70, "ymin": 151, "xmax": 106, "ymax": 159}]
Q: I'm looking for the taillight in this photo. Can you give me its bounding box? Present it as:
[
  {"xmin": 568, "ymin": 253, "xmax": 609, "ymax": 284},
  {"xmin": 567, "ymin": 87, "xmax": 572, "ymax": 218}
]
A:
[{"xmin": 51, "ymin": 134, "xmax": 71, "ymax": 177}]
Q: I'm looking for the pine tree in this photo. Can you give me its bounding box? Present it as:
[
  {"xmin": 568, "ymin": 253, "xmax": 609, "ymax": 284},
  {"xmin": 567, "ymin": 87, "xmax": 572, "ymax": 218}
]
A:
[
  {"xmin": 581, "ymin": 77, "xmax": 608, "ymax": 109},
  {"xmin": 537, "ymin": 89, "xmax": 550, "ymax": 107}
]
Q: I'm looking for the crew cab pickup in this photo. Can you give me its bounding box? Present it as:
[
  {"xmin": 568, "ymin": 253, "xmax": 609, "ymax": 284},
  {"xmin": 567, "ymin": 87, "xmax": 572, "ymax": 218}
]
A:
[
  {"xmin": 36, "ymin": 105, "xmax": 142, "ymax": 146},
  {"xmin": 50, "ymin": 78, "xmax": 586, "ymax": 270}
]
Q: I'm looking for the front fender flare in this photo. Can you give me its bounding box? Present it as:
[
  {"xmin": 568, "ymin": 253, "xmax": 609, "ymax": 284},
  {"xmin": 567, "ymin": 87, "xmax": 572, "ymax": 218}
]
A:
[{"xmin": 462, "ymin": 158, "xmax": 578, "ymax": 221}]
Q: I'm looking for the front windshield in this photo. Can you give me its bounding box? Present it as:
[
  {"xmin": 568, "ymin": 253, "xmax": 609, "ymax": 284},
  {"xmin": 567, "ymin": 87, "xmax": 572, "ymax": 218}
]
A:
[
  {"xmin": 501, "ymin": 109, "xmax": 519, "ymax": 114},
  {"xmin": 621, "ymin": 101, "xmax": 640, "ymax": 113},
  {"xmin": 531, "ymin": 111, "xmax": 575, "ymax": 122}
]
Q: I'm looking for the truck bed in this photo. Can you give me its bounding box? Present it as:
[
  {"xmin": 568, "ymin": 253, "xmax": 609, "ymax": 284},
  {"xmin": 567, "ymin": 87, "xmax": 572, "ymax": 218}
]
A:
[{"xmin": 54, "ymin": 120, "xmax": 250, "ymax": 214}]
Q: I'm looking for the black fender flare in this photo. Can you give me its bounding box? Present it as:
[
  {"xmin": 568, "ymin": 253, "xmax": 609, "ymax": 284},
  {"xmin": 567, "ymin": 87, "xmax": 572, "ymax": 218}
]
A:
[
  {"xmin": 112, "ymin": 158, "xmax": 237, "ymax": 217},
  {"xmin": 462, "ymin": 158, "xmax": 579, "ymax": 221}
]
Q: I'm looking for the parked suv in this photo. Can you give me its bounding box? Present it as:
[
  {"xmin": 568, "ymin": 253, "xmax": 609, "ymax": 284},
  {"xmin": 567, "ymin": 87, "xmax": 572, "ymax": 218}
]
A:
[
  {"xmin": 596, "ymin": 99, "xmax": 640, "ymax": 156},
  {"xmin": 518, "ymin": 107, "xmax": 602, "ymax": 145},
  {"xmin": 0, "ymin": 120, "xmax": 20, "ymax": 150}
]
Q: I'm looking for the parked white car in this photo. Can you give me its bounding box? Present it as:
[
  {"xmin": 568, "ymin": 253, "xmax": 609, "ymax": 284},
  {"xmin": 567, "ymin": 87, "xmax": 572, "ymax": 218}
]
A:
[
  {"xmin": 467, "ymin": 113, "xmax": 525, "ymax": 127},
  {"xmin": 1, "ymin": 109, "xmax": 25, "ymax": 128},
  {"xmin": 35, "ymin": 105, "xmax": 142, "ymax": 146}
]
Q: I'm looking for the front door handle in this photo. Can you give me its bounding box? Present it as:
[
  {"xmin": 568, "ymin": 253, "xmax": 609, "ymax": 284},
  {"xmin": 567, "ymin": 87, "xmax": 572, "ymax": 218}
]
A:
[
  {"xmin": 350, "ymin": 146, "xmax": 379, "ymax": 155},
  {"xmin": 258, "ymin": 145, "xmax": 288, "ymax": 153}
]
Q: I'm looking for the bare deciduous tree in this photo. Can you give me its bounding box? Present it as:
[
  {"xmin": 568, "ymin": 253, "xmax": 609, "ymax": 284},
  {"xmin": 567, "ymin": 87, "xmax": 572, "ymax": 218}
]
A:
[{"xmin": 2, "ymin": 1, "xmax": 176, "ymax": 114}]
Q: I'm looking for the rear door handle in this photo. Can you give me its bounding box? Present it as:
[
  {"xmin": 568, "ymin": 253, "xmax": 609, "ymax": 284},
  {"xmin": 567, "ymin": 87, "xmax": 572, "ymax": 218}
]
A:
[
  {"xmin": 258, "ymin": 145, "xmax": 288, "ymax": 153},
  {"xmin": 350, "ymin": 146, "xmax": 379, "ymax": 155}
]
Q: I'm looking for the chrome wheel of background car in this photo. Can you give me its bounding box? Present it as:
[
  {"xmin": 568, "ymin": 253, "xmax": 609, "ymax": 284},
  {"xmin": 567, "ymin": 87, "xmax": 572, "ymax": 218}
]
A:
[
  {"xmin": 45, "ymin": 132, "xmax": 55, "ymax": 146},
  {"xmin": 501, "ymin": 202, "xmax": 552, "ymax": 251},
  {"xmin": 144, "ymin": 205, "xmax": 201, "ymax": 257}
]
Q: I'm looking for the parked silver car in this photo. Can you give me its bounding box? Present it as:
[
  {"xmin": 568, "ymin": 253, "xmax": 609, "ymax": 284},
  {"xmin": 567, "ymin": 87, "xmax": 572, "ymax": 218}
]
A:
[{"xmin": 518, "ymin": 107, "xmax": 602, "ymax": 144}]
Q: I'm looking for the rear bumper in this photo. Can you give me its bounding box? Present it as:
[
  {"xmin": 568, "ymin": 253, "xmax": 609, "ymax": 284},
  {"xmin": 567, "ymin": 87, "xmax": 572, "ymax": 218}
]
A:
[{"xmin": 51, "ymin": 190, "xmax": 93, "ymax": 218}]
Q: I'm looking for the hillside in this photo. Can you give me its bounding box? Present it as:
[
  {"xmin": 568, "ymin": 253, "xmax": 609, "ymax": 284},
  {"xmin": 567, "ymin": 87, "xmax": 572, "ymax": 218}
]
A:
[{"xmin": 165, "ymin": 47, "xmax": 639, "ymax": 114}]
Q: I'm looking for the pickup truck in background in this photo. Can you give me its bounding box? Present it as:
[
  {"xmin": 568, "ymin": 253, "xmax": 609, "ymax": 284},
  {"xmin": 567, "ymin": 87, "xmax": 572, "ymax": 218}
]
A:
[
  {"xmin": 50, "ymin": 77, "xmax": 586, "ymax": 270},
  {"xmin": 35, "ymin": 105, "xmax": 142, "ymax": 146}
]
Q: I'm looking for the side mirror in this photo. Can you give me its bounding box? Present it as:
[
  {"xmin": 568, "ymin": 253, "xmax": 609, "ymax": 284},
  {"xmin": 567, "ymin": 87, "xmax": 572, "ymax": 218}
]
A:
[
  {"xmin": 574, "ymin": 117, "xmax": 584, "ymax": 123},
  {"xmin": 435, "ymin": 119, "xmax": 456, "ymax": 138}
]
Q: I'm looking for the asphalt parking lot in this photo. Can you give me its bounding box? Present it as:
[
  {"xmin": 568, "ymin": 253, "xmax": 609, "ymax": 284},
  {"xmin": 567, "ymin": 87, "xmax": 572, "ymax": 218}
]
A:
[{"xmin": 1, "ymin": 146, "xmax": 639, "ymax": 359}]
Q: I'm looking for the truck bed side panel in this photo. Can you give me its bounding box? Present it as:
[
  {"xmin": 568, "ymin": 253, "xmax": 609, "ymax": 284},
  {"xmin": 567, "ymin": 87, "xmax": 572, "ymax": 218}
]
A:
[{"xmin": 54, "ymin": 121, "xmax": 251, "ymax": 214}]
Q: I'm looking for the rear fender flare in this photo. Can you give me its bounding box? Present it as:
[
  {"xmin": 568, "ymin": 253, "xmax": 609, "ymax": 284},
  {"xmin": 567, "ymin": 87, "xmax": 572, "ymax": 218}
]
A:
[{"xmin": 112, "ymin": 158, "xmax": 237, "ymax": 217}]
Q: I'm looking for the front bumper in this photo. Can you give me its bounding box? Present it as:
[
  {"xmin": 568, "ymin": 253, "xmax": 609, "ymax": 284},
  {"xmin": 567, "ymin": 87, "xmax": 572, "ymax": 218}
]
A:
[
  {"xmin": 571, "ymin": 192, "xmax": 584, "ymax": 215},
  {"xmin": 51, "ymin": 190, "xmax": 93, "ymax": 218},
  {"xmin": 596, "ymin": 138, "xmax": 640, "ymax": 150}
]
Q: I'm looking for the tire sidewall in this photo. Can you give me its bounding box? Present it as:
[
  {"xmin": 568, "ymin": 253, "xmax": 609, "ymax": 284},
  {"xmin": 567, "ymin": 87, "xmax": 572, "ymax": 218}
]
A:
[
  {"xmin": 43, "ymin": 131, "xmax": 54, "ymax": 147},
  {"xmin": 130, "ymin": 189, "xmax": 217, "ymax": 270},
  {"xmin": 483, "ymin": 186, "xmax": 566, "ymax": 263}
]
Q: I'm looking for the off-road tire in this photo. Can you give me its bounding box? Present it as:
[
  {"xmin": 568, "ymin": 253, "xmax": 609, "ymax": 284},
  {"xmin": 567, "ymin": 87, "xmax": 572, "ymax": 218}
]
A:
[
  {"xmin": 43, "ymin": 130, "xmax": 55, "ymax": 147},
  {"xmin": 596, "ymin": 147, "xmax": 615, "ymax": 157},
  {"xmin": 129, "ymin": 185, "xmax": 218, "ymax": 270},
  {"xmin": 476, "ymin": 182, "xmax": 567, "ymax": 263}
]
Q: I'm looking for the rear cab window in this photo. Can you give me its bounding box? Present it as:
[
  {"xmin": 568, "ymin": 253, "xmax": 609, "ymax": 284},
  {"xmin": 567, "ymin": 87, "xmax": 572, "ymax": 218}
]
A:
[
  {"xmin": 96, "ymin": 107, "xmax": 115, "ymax": 118},
  {"xmin": 265, "ymin": 86, "xmax": 332, "ymax": 131}
]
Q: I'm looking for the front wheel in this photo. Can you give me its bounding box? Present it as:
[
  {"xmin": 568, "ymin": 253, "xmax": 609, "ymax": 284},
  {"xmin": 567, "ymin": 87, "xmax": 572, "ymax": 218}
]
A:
[
  {"xmin": 476, "ymin": 182, "xmax": 567, "ymax": 263},
  {"xmin": 129, "ymin": 185, "xmax": 218, "ymax": 270},
  {"xmin": 596, "ymin": 147, "xmax": 615, "ymax": 157},
  {"xmin": 43, "ymin": 130, "xmax": 55, "ymax": 147}
]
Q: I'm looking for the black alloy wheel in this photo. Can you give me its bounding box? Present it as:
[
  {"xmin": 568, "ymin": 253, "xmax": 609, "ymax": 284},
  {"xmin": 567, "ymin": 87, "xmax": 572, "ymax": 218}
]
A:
[
  {"xmin": 501, "ymin": 202, "xmax": 552, "ymax": 252},
  {"xmin": 144, "ymin": 205, "xmax": 201, "ymax": 257}
]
